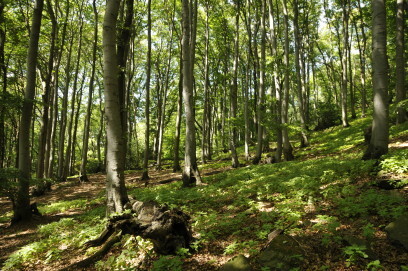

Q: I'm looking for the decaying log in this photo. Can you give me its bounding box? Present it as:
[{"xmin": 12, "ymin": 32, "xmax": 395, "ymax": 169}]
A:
[{"xmin": 61, "ymin": 200, "xmax": 192, "ymax": 271}]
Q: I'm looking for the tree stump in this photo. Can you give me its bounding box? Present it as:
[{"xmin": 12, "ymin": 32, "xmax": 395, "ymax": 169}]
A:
[{"xmin": 61, "ymin": 200, "xmax": 192, "ymax": 270}]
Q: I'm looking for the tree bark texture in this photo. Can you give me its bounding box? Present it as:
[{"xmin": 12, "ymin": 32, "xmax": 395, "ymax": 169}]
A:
[
  {"xmin": 103, "ymin": 0, "xmax": 129, "ymax": 215},
  {"xmin": 15, "ymin": 0, "xmax": 44, "ymax": 222},
  {"xmin": 363, "ymin": 0, "xmax": 389, "ymax": 160}
]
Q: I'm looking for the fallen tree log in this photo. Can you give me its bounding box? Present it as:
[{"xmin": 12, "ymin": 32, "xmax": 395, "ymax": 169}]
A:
[{"xmin": 61, "ymin": 200, "xmax": 192, "ymax": 271}]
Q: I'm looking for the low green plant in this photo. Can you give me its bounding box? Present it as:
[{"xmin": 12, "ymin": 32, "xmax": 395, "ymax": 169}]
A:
[
  {"xmin": 367, "ymin": 260, "xmax": 383, "ymax": 271},
  {"xmin": 343, "ymin": 244, "xmax": 368, "ymax": 267},
  {"xmin": 152, "ymin": 256, "xmax": 183, "ymax": 271}
]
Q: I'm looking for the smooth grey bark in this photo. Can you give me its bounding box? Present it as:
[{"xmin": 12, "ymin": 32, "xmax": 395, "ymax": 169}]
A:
[
  {"xmin": 182, "ymin": 0, "xmax": 201, "ymax": 186},
  {"xmin": 64, "ymin": 14, "xmax": 84, "ymax": 180},
  {"xmin": 268, "ymin": 0, "xmax": 282, "ymax": 163},
  {"xmin": 281, "ymin": 0, "xmax": 294, "ymax": 161},
  {"xmin": 117, "ymin": 0, "xmax": 134, "ymax": 170},
  {"xmin": 230, "ymin": 0, "xmax": 239, "ymax": 168},
  {"xmin": 293, "ymin": 0, "xmax": 309, "ymax": 147},
  {"xmin": 0, "ymin": 0, "xmax": 5, "ymax": 169},
  {"xmin": 36, "ymin": 0, "xmax": 56, "ymax": 179},
  {"xmin": 253, "ymin": 0, "xmax": 267, "ymax": 164},
  {"xmin": 357, "ymin": 0, "xmax": 368, "ymax": 117},
  {"xmin": 80, "ymin": 0, "xmax": 98, "ymax": 182},
  {"xmin": 70, "ymin": 73, "xmax": 85, "ymax": 175},
  {"xmin": 103, "ymin": 0, "xmax": 129, "ymax": 215},
  {"xmin": 47, "ymin": 1, "xmax": 70, "ymax": 178},
  {"xmin": 142, "ymin": 0, "xmax": 151, "ymax": 181},
  {"xmin": 340, "ymin": 0, "xmax": 350, "ymax": 127},
  {"xmin": 201, "ymin": 2, "xmax": 210, "ymax": 164},
  {"xmin": 15, "ymin": 0, "xmax": 44, "ymax": 222},
  {"xmin": 57, "ymin": 34, "xmax": 74, "ymax": 181},
  {"xmin": 396, "ymin": 0, "xmax": 406, "ymax": 124},
  {"xmin": 172, "ymin": 49, "xmax": 182, "ymax": 172},
  {"xmin": 156, "ymin": 16, "xmax": 174, "ymax": 170},
  {"xmin": 363, "ymin": 0, "xmax": 389, "ymax": 160}
]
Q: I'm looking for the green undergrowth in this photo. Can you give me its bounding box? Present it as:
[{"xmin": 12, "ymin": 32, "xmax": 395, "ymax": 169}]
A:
[{"xmin": 1, "ymin": 118, "xmax": 407, "ymax": 270}]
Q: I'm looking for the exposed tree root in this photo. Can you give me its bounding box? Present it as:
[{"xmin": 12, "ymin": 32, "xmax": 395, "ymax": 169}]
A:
[{"xmin": 59, "ymin": 200, "xmax": 192, "ymax": 270}]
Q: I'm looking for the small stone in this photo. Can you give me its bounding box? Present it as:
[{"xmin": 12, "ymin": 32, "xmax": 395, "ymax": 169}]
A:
[
  {"xmin": 220, "ymin": 254, "xmax": 251, "ymax": 271},
  {"xmin": 385, "ymin": 214, "xmax": 408, "ymax": 251}
]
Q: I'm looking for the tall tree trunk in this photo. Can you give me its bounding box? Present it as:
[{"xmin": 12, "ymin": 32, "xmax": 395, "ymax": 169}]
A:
[
  {"xmin": 341, "ymin": 0, "xmax": 350, "ymax": 127},
  {"xmin": 230, "ymin": 0, "xmax": 240, "ymax": 168},
  {"xmin": 36, "ymin": 0, "xmax": 56, "ymax": 179},
  {"xmin": 80, "ymin": 0, "xmax": 98, "ymax": 182},
  {"xmin": 268, "ymin": 0, "xmax": 282, "ymax": 162},
  {"xmin": 293, "ymin": 0, "xmax": 309, "ymax": 146},
  {"xmin": 142, "ymin": 0, "xmax": 151, "ymax": 181},
  {"xmin": 357, "ymin": 0, "xmax": 368, "ymax": 117},
  {"xmin": 57, "ymin": 34, "xmax": 74, "ymax": 181},
  {"xmin": 396, "ymin": 0, "xmax": 406, "ymax": 124},
  {"xmin": 201, "ymin": 2, "xmax": 210, "ymax": 164},
  {"xmin": 363, "ymin": 0, "xmax": 389, "ymax": 160},
  {"xmin": 117, "ymin": 0, "xmax": 134, "ymax": 170},
  {"xmin": 253, "ymin": 0, "xmax": 266, "ymax": 164},
  {"xmin": 15, "ymin": 0, "xmax": 44, "ymax": 222},
  {"xmin": 70, "ymin": 73, "xmax": 85, "ymax": 175},
  {"xmin": 182, "ymin": 0, "xmax": 201, "ymax": 186},
  {"xmin": 47, "ymin": 2, "xmax": 70, "ymax": 178},
  {"xmin": 157, "ymin": 18, "xmax": 174, "ymax": 170},
  {"xmin": 281, "ymin": 0, "xmax": 294, "ymax": 161},
  {"xmin": 103, "ymin": 0, "xmax": 129, "ymax": 215},
  {"xmin": 172, "ymin": 48, "xmax": 183, "ymax": 172},
  {"xmin": 0, "ymin": 0, "xmax": 6, "ymax": 169},
  {"xmin": 64, "ymin": 14, "xmax": 84, "ymax": 180}
]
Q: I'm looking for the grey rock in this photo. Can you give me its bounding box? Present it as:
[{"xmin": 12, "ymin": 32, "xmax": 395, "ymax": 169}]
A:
[
  {"xmin": 257, "ymin": 235, "xmax": 303, "ymax": 270},
  {"xmin": 385, "ymin": 214, "xmax": 408, "ymax": 251},
  {"xmin": 220, "ymin": 254, "xmax": 251, "ymax": 271}
]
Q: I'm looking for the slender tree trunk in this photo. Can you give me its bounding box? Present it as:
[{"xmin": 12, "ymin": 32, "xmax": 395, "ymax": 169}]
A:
[
  {"xmin": 202, "ymin": 2, "xmax": 210, "ymax": 164},
  {"xmin": 142, "ymin": 0, "xmax": 151, "ymax": 181},
  {"xmin": 70, "ymin": 73, "xmax": 85, "ymax": 175},
  {"xmin": 57, "ymin": 35, "xmax": 74, "ymax": 181},
  {"xmin": 396, "ymin": 0, "xmax": 406, "ymax": 124},
  {"xmin": 281, "ymin": 0, "xmax": 294, "ymax": 161},
  {"xmin": 357, "ymin": 0, "xmax": 368, "ymax": 118},
  {"xmin": 0, "ymin": 0, "xmax": 6, "ymax": 169},
  {"xmin": 230, "ymin": 0, "xmax": 240, "ymax": 168},
  {"xmin": 363, "ymin": 0, "xmax": 389, "ymax": 160},
  {"xmin": 253, "ymin": 0, "xmax": 266, "ymax": 164},
  {"xmin": 15, "ymin": 0, "xmax": 44, "ymax": 222},
  {"xmin": 117, "ymin": 0, "xmax": 134, "ymax": 170},
  {"xmin": 173, "ymin": 48, "xmax": 183, "ymax": 172},
  {"xmin": 293, "ymin": 0, "xmax": 309, "ymax": 146},
  {"xmin": 182, "ymin": 0, "xmax": 201, "ymax": 186},
  {"xmin": 64, "ymin": 15, "xmax": 84, "ymax": 180},
  {"xmin": 268, "ymin": 0, "xmax": 282, "ymax": 162},
  {"xmin": 103, "ymin": 0, "xmax": 129, "ymax": 215},
  {"xmin": 340, "ymin": 0, "xmax": 350, "ymax": 127},
  {"xmin": 80, "ymin": 0, "xmax": 98, "ymax": 182},
  {"xmin": 244, "ymin": 56, "xmax": 250, "ymax": 161}
]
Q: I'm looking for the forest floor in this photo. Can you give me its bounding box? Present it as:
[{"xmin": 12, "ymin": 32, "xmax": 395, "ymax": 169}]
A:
[{"xmin": 1, "ymin": 118, "xmax": 408, "ymax": 270}]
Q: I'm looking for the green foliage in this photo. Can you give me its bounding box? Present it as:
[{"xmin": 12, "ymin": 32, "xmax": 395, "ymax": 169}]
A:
[
  {"xmin": 343, "ymin": 245, "xmax": 368, "ymax": 267},
  {"xmin": 379, "ymin": 149, "xmax": 408, "ymax": 175},
  {"xmin": 335, "ymin": 189, "xmax": 406, "ymax": 219},
  {"xmin": 367, "ymin": 260, "xmax": 383, "ymax": 271},
  {"xmin": 152, "ymin": 256, "xmax": 183, "ymax": 271},
  {"xmin": 313, "ymin": 102, "xmax": 341, "ymax": 130}
]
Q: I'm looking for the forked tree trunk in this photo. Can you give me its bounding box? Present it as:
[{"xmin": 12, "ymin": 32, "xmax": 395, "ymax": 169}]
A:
[
  {"xmin": 15, "ymin": 0, "xmax": 44, "ymax": 222},
  {"xmin": 103, "ymin": 0, "xmax": 129, "ymax": 215},
  {"xmin": 363, "ymin": 0, "xmax": 389, "ymax": 160}
]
